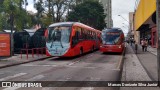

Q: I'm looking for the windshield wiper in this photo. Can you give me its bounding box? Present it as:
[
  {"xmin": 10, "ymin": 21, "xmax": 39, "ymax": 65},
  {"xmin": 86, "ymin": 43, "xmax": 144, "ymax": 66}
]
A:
[
  {"xmin": 50, "ymin": 31, "xmax": 56, "ymax": 48},
  {"xmin": 60, "ymin": 39, "xmax": 64, "ymax": 48},
  {"xmin": 50, "ymin": 31, "xmax": 63, "ymax": 48}
]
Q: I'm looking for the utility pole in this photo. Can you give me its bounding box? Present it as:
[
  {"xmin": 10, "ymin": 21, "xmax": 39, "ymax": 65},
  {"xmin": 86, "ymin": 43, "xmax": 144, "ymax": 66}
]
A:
[
  {"xmin": 10, "ymin": 12, "xmax": 14, "ymax": 56},
  {"xmin": 156, "ymin": 0, "xmax": 160, "ymax": 86},
  {"xmin": 10, "ymin": 0, "xmax": 14, "ymax": 56}
]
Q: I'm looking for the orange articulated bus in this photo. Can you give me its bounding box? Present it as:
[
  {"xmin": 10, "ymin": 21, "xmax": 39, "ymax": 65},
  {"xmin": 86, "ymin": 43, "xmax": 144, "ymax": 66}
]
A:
[
  {"xmin": 100, "ymin": 28, "xmax": 125, "ymax": 53},
  {"xmin": 45, "ymin": 22, "xmax": 101, "ymax": 57}
]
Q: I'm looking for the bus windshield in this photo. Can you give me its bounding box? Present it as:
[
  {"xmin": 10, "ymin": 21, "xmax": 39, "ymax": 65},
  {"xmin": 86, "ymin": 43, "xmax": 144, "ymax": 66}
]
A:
[
  {"xmin": 47, "ymin": 26, "xmax": 71, "ymax": 43},
  {"xmin": 102, "ymin": 32, "xmax": 120, "ymax": 45}
]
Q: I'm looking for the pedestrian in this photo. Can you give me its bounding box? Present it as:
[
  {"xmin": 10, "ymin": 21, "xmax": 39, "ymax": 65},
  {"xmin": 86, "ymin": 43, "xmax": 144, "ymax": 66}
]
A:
[
  {"xmin": 135, "ymin": 42, "xmax": 138, "ymax": 54},
  {"xmin": 141, "ymin": 39, "xmax": 145, "ymax": 52},
  {"xmin": 130, "ymin": 39, "xmax": 133, "ymax": 46},
  {"xmin": 127, "ymin": 39, "xmax": 129, "ymax": 44},
  {"xmin": 144, "ymin": 39, "xmax": 148, "ymax": 52}
]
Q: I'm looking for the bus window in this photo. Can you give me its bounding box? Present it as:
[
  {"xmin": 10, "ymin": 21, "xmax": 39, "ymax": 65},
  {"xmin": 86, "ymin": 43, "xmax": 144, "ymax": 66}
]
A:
[{"xmin": 72, "ymin": 27, "xmax": 81, "ymax": 46}]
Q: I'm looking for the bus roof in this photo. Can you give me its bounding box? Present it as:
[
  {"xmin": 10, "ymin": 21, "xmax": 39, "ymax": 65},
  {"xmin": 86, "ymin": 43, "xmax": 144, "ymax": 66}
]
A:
[
  {"xmin": 49, "ymin": 22, "xmax": 74, "ymax": 27},
  {"xmin": 49, "ymin": 22, "xmax": 101, "ymax": 33},
  {"xmin": 49, "ymin": 22, "xmax": 93, "ymax": 29}
]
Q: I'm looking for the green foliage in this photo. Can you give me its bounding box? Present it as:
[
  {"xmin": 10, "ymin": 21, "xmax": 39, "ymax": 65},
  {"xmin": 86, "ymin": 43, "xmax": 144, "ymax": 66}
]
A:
[
  {"xmin": 67, "ymin": 0, "xmax": 106, "ymax": 30},
  {"xmin": 0, "ymin": 15, "xmax": 3, "ymax": 31},
  {"xmin": 0, "ymin": 0, "xmax": 32, "ymax": 31}
]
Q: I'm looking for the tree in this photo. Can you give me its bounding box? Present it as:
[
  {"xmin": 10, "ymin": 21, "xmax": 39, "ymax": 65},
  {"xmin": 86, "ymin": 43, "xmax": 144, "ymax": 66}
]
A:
[
  {"xmin": 0, "ymin": 0, "xmax": 5, "ymax": 31},
  {"xmin": 0, "ymin": 0, "xmax": 32, "ymax": 31},
  {"xmin": 67, "ymin": 0, "xmax": 106, "ymax": 30},
  {"xmin": 33, "ymin": 0, "xmax": 75, "ymax": 27},
  {"xmin": 45, "ymin": 0, "xmax": 72, "ymax": 22},
  {"xmin": 34, "ymin": 0, "xmax": 45, "ymax": 25}
]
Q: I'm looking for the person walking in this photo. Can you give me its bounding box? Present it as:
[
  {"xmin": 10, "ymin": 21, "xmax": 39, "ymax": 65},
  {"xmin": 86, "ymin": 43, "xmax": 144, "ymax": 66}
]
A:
[
  {"xmin": 141, "ymin": 39, "xmax": 145, "ymax": 52},
  {"xmin": 144, "ymin": 39, "xmax": 148, "ymax": 52}
]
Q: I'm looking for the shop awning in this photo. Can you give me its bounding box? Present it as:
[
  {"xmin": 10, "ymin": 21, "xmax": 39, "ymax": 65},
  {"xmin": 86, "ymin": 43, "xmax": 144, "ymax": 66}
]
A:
[{"xmin": 134, "ymin": 0, "xmax": 156, "ymax": 31}]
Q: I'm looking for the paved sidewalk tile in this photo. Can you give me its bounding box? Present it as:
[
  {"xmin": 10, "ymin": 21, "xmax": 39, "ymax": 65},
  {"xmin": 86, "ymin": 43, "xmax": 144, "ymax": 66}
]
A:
[
  {"xmin": 131, "ymin": 44, "xmax": 158, "ymax": 81},
  {"xmin": 120, "ymin": 44, "xmax": 159, "ymax": 90},
  {"xmin": 121, "ymin": 44, "xmax": 151, "ymax": 81}
]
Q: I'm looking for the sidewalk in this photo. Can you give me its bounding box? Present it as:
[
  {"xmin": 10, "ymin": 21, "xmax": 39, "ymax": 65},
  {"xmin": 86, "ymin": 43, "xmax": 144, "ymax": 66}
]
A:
[
  {"xmin": 120, "ymin": 44, "xmax": 159, "ymax": 90},
  {"xmin": 146, "ymin": 46, "xmax": 157, "ymax": 56},
  {"xmin": 131, "ymin": 44, "xmax": 158, "ymax": 81},
  {"xmin": 121, "ymin": 44, "xmax": 151, "ymax": 81},
  {"xmin": 0, "ymin": 54, "xmax": 51, "ymax": 69}
]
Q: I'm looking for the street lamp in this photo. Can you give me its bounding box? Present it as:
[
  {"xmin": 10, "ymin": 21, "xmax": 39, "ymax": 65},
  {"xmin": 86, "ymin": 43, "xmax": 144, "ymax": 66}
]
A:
[
  {"xmin": 122, "ymin": 26, "xmax": 128, "ymax": 29},
  {"xmin": 118, "ymin": 15, "xmax": 132, "ymax": 38},
  {"xmin": 118, "ymin": 15, "xmax": 131, "ymax": 31},
  {"xmin": 118, "ymin": 15, "xmax": 130, "ymax": 23},
  {"xmin": 122, "ymin": 23, "xmax": 129, "ymax": 28}
]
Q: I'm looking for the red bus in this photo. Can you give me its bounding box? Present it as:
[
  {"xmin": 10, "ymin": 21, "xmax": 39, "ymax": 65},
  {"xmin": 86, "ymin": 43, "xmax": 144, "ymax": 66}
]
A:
[
  {"xmin": 100, "ymin": 28, "xmax": 125, "ymax": 53},
  {"xmin": 46, "ymin": 22, "xmax": 101, "ymax": 57}
]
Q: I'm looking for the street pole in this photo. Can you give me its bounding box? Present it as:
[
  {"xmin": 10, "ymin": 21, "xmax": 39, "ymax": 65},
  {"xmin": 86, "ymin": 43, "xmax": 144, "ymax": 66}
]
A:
[
  {"xmin": 156, "ymin": 0, "xmax": 160, "ymax": 86},
  {"xmin": 118, "ymin": 15, "xmax": 131, "ymax": 34},
  {"xmin": 10, "ymin": 12, "xmax": 14, "ymax": 56}
]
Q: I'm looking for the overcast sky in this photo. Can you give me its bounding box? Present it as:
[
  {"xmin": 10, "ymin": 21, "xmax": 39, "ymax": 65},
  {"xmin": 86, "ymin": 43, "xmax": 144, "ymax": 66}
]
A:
[
  {"xmin": 26, "ymin": 0, "xmax": 138, "ymax": 35},
  {"xmin": 112, "ymin": 0, "xmax": 138, "ymax": 35}
]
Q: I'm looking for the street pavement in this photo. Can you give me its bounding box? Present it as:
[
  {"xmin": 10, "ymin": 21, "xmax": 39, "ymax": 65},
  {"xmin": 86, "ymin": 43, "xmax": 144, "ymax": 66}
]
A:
[
  {"xmin": 0, "ymin": 51, "xmax": 122, "ymax": 90},
  {"xmin": 0, "ymin": 44, "xmax": 159, "ymax": 90}
]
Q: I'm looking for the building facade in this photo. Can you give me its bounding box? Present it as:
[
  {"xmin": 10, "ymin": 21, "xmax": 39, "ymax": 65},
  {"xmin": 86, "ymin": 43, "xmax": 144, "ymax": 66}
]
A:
[
  {"xmin": 134, "ymin": 0, "xmax": 156, "ymax": 48},
  {"xmin": 129, "ymin": 12, "xmax": 140, "ymax": 43},
  {"xmin": 99, "ymin": 0, "xmax": 113, "ymax": 28}
]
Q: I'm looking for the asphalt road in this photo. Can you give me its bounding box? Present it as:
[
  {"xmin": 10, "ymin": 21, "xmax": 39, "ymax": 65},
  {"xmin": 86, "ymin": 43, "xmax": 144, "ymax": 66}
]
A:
[{"xmin": 0, "ymin": 51, "xmax": 122, "ymax": 90}]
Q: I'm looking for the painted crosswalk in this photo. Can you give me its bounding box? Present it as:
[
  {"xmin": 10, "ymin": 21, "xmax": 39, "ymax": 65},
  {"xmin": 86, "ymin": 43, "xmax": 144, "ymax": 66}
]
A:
[{"xmin": 0, "ymin": 73, "xmax": 27, "ymax": 81}]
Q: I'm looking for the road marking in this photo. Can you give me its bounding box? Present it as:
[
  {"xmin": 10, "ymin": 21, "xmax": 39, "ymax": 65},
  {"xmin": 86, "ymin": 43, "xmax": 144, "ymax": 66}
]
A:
[
  {"xmin": 25, "ymin": 75, "xmax": 44, "ymax": 81},
  {"xmin": 3, "ymin": 87, "xmax": 20, "ymax": 90},
  {"xmin": 64, "ymin": 65, "xmax": 96, "ymax": 69},
  {"xmin": 80, "ymin": 87, "xmax": 94, "ymax": 90},
  {"xmin": 0, "ymin": 72, "xmax": 4, "ymax": 75},
  {"xmin": 42, "ymin": 87, "xmax": 55, "ymax": 90},
  {"xmin": 21, "ymin": 64, "xmax": 58, "ymax": 67},
  {"xmin": 116, "ymin": 55, "xmax": 123, "ymax": 70},
  {"xmin": 21, "ymin": 64, "xmax": 96, "ymax": 69},
  {"xmin": 67, "ymin": 52, "xmax": 97, "ymax": 66},
  {"xmin": 67, "ymin": 60, "xmax": 81, "ymax": 66},
  {"xmin": 1, "ymin": 73, "xmax": 27, "ymax": 90},
  {"xmin": 0, "ymin": 73, "xmax": 27, "ymax": 81},
  {"xmin": 57, "ymin": 77, "xmax": 71, "ymax": 81},
  {"xmin": 86, "ymin": 54, "xmax": 94, "ymax": 58}
]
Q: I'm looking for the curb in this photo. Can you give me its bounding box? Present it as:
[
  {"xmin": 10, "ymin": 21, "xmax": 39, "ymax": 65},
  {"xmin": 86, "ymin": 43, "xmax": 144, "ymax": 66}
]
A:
[
  {"xmin": 0, "ymin": 56, "xmax": 53, "ymax": 69},
  {"xmin": 116, "ymin": 46, "xmax": 126, "ymax": 81}
]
